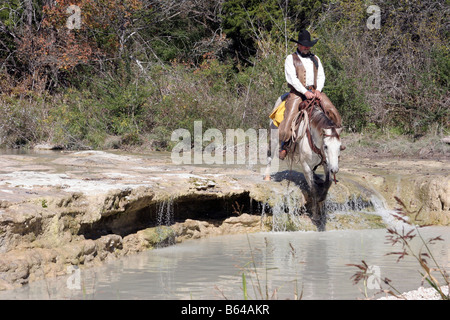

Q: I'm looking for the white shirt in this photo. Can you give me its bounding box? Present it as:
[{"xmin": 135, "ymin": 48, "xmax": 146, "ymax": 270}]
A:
[{"xmin": 284, "ymin": 52, "xmax": 325, "ymax": 94}]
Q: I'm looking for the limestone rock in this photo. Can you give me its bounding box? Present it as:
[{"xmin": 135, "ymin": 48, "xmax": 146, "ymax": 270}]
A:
[{"xmin": 220, "ymin": 214, "xmax": 262, "ymax": 234}]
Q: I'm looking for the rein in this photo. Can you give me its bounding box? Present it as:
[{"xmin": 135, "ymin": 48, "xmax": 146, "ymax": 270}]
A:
[
  {"xmin": 303, "ymin": 99, "xmax": 326, "ymax": 168},
  {"xmin": 299, "ymin": 98, "xmax": 339, "ymax": 184}
]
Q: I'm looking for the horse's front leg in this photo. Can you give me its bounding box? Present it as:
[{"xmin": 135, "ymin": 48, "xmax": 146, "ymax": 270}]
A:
[
  {"xmin": 301, "ymin": 160, "xmax": 315, "ymax": 192},
  {"xmin": 322, "ymin": 163, "xmax": 332, "ymax": 184},
  {"xmin": 303, "ymin": 163, "xmax": 322, "ymax": 224}
]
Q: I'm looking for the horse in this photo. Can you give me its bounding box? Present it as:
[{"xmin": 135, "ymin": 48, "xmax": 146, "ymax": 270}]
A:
[{"xmin": 264, "ymin": 98, "xmax": 343, "ymax": 229}]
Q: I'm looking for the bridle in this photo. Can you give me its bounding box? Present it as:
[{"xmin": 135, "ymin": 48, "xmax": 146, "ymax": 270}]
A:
[{"xmin": 297, "ymin": 98, "xmax": 340, "ymax": 183}]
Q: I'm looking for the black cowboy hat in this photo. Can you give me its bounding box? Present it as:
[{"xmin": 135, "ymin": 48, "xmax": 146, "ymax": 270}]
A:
[{"xmin": 290, "ymin": 30, "xmax": 318, "ymax": 47}]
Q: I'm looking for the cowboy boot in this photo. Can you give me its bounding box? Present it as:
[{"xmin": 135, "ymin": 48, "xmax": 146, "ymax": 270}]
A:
[{"xmin": 279, "ymin": 141, "xmax": 288, "ymax": 160}]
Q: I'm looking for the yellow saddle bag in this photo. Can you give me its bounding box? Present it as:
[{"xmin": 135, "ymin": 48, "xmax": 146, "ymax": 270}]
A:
[{"xmin": 269, "ymin": 100, "xmax": 286, "ymax": 127}]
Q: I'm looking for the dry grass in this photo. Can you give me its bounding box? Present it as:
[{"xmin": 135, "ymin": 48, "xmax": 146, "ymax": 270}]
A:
[{"xmin": 341, "ymin": 130, "xmax": 450, "ymax": 160}]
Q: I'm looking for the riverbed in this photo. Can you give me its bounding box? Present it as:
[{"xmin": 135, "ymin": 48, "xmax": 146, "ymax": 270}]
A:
[{"xmin": 1, "ymin": 226, "xmax": 448, "ymax": 300}]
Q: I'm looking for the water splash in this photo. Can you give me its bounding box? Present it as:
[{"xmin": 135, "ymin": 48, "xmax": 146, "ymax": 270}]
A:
[
  {"xmin": 260, "ymin": 180, "xmax": 414, "ymax": 232},
  {"xmin": 324, "ymin": 194, "xmax": 373, "ymax": 213},
  {"xmin": 367, "ymin": 195, "xmax": 413, "ymax": 232}
]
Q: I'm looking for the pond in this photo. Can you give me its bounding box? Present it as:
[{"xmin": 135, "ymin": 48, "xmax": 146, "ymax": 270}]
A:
[{"xmin": 1, "ymin": 226, "xmax": 448, "ymax": 300}]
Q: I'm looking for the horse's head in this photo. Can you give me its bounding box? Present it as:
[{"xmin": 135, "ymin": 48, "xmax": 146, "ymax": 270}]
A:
[{"xmin": 322, "ymin": 127, "xmax": 343, "ymax": 175}]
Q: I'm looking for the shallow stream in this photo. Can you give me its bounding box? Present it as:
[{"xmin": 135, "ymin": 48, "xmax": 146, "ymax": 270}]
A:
[{"xmin": 1, "ymin": 226, "xmax": 448, "ymax": 300}]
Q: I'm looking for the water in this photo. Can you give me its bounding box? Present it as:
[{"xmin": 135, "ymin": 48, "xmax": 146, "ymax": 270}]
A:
[{"xmin": 1, "ymin": 226, "xmax": 448, "ymax": 300}]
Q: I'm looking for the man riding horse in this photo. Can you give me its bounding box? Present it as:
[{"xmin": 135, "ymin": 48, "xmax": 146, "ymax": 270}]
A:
[{"xmin": 278, "ymin": 30, "xmax": 342, "ymax": 160}]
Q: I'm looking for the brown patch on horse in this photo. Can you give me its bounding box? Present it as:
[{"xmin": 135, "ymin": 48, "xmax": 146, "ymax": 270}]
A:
[
  {"xmin": 325, "ymin": 110, "xmax": 342, "ymax": 128},
  {"xmin": 309, "ymin": 106, "xmax": 340, "ymax": 139}
]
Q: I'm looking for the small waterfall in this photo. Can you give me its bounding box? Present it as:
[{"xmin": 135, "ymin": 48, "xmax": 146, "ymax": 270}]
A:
[
  {"xmin": 324, "ymin": 194, "xmax": 373, "ymax": 213},
  {"xmin": 260, "ymin": 179, "xmax": 414, "ymax": 232},
  {"xmin": 271, "ymin": 195, "xmax": 306, "ymax": 232},
  {"xmin": 156, "ymin": 197, "xmax": 175, "ymax": 246},
  {"xmin": 157, "ymin": 197, "xmax": 174, "ymax": 227},
  {"xmin": 260, "ymin": 185, "xmax": 307, "ymax": 232},
  {"xmin": 352, "ymin": 180, "xmax": 415, "ymax": 231},
  {"xmin": 368, "ymin": 195, "xmax": 413, "ymax": 232}
]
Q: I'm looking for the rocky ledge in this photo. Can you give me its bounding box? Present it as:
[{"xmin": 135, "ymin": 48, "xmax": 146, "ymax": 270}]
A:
[{"xmin": 0, "ymin": 150, "xmax": 448, "ymax": 290}]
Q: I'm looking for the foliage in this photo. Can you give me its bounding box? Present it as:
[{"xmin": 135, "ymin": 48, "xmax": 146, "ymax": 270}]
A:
[
  {"xmin": 221, "ymin": 0, "xmax": 328, "ymax": 60},
  {"xmin": 0, "ymin": 93, "xmax": 50, "ymax": 147},
  {"xmin": 0, "ymin": 0, "xmax": 448, "ymax": 149},
  {"xmin": 315, "ymin": 0, "xmax": 449, "ymax": 134},
  {"xmin": 48, "ymin": 73, "xmax": 153, "ymax": 149}
]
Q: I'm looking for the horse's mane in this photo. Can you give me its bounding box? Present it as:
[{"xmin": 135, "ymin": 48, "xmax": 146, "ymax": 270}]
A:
[{"xmin": 309, "ymin": 106, "xmax": 340, "ymax": 137}]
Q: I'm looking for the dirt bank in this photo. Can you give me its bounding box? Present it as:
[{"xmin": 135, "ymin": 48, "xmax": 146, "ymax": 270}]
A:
[{"xmin": 0, "ymin": 149, "xmax": 448, "ymax": 290}]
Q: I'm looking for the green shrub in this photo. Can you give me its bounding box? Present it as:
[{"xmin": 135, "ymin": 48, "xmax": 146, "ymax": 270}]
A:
[{"xmin": 0, "ymin": 94, "xmax": 50, "ymax": 147}]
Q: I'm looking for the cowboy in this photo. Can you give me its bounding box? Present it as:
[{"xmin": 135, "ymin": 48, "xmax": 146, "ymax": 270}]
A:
[{"xmin": 278, "ymin": 30, "xmax": 341, "ymax": 160}]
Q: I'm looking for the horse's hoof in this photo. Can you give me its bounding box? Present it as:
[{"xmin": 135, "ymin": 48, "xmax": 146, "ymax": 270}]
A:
[
  {"xmin": 263, "ymin": 176, "xmax": 271, "ymax": 181},
  {"xmin": 340, "ymin": 145, "xmax": 346, "ymax": 151}
]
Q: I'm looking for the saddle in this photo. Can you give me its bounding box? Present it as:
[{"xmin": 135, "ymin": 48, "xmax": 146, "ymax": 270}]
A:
[
  {"xmin": 284, "ymin": 99, "xmax": 319, "ymax": 154},
  {"xmin": 281, "ymin": 96, "xmax": 343, "ymax": 160}
]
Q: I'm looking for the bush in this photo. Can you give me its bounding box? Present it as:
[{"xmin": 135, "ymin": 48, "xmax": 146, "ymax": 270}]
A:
[
  {"xmin": 0, "ymin": 94, "xmax": 50, "ymax": 147},
  {"xmin": 47, "ymin": 72, "xmax": 153, "ymax": 149}
]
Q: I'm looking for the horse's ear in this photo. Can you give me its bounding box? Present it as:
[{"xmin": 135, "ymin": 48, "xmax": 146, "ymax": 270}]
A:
[
  {"xmin": 322, "ymin": 128, "xmax": 332, "ymax": 136},
  {"xmin": 336, "ymin": 127, "xmax": 343, "ymax": 135}
]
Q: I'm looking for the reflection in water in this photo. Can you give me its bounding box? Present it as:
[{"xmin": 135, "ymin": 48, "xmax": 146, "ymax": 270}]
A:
[{"xmin": 0, "ymin": 227, "xmax": 448, "ymax": 300}]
